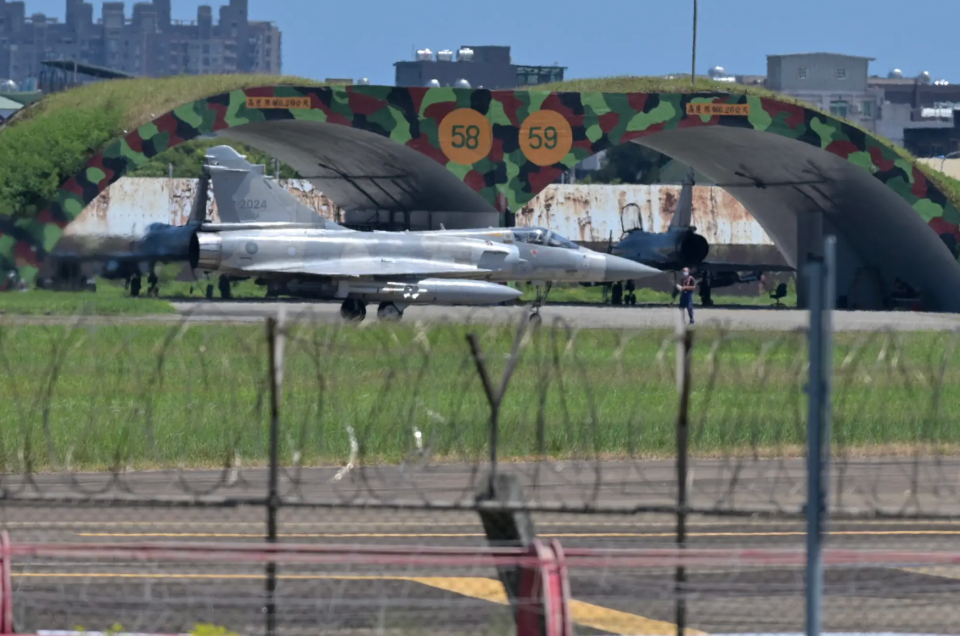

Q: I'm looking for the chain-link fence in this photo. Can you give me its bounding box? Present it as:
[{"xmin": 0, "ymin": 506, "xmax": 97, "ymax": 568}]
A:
[{"xmin": 2, "ymin": 302, "xmax": 960, "ymax": 635}]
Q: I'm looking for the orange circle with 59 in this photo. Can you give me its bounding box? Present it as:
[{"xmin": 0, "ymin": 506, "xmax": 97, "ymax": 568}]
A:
[
  {"xmin": 438, "ymin": 108, "xmax": 494, "ymax": 165},
  {"xmin": 519, "ymin": 110, "xmax": 574, "ymax": 166}
]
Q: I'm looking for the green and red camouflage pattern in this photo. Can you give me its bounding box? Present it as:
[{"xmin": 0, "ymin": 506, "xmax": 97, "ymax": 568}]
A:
[{"xmin": 3, "ymin": 84, "xmax": 959, "ymax": 279}]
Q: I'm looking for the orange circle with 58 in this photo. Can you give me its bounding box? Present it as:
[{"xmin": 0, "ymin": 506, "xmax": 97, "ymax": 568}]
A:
[
  {"xmin": 519, "ymin": 110, "xmax": 574, "ymax": 166},
  {"xmin": 438, "ymin": 108, "xmax": 493, "ymax": 165}
]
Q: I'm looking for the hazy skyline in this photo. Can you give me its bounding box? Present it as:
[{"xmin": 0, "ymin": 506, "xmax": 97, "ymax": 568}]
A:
[{"xmin": 20, "ymin": 0, "xmax": 960, "ymax": 87}]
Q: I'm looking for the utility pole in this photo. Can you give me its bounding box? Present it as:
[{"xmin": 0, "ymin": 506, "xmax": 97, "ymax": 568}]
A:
[{"xmin": 691, "ymin": 0, "xmax": 698, "ymax": 88}]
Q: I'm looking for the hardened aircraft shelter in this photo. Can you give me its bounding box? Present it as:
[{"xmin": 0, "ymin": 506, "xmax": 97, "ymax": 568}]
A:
[{"xmin": 6, "ymin": 84, "xmax": 960, "ymax": 311}]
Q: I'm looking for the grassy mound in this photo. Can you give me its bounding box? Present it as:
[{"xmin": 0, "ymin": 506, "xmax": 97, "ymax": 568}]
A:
[{"xmin": 0, "ymin": 74, "xmax": 322, "ymax": 219}]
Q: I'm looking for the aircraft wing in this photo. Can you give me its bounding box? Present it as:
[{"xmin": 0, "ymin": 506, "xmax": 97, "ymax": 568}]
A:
[
  {"xmin": 698, "ymin": 261, "xmax": 795, "ymax": 273},
  {"xmin": 232, "ymin": 257, "xmax": 497, "ymax": 280}
]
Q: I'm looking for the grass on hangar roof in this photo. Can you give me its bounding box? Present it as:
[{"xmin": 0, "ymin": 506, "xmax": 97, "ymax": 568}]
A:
[{"xmin": 1, "ymin": 73, "xmax": 958, "ymax": 220}]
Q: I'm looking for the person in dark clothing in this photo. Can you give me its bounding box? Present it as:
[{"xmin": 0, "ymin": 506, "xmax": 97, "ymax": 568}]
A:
[{"xmin": 677, "ymin": 267, "xmax": 696, "ymax": 324}]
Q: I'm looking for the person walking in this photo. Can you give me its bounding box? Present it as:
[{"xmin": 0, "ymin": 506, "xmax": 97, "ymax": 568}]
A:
[{"xmin": 677, "ymin": 267, "xmax": 697, "ymax": 325}]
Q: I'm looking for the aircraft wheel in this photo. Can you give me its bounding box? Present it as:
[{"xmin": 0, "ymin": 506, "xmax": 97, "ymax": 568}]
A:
[
  {"xmin": 377, "ymin": 302, "xmax": 403, "ymax": 322},
  {"xmin": 528, "ymin": 312, "xmax": 542, "ymax": 327},
  {"xmin": 340, "ymin": 299, "xmax": 367, "ymax": 323}
]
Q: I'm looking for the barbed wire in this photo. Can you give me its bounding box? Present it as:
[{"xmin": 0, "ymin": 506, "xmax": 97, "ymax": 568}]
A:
[
  {"xmin": 5, "ymin": 308, "xmax": 960, "ymax": 635},
  {"xmin": 1, "ymin": 311, "xmax": 960, "ymax": 520}
]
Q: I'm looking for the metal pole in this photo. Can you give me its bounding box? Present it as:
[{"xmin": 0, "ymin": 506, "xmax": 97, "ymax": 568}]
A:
[
  {"xmin": 265, "ymin": 316, "xmax": 285, "ymax": 636},
  {"xmin": 805, "ymin": 236, "xmax": 834, "ymax": 636},
  {"xmin": 675, "ymin": 327, "xmax": 693, "ymax": 636},
  {"xmin": 691, "ymin": 0, "xmax": 698, "ymax": 88}
]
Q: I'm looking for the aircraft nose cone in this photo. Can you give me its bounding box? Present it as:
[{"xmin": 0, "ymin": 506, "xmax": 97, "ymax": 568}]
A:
[{"xmin": 602, "ymin": 253, "xmax": 661, "ymax": 282}]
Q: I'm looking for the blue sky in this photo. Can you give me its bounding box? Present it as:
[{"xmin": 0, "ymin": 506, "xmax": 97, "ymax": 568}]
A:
[{"xmin": 25, "ymin": 0, "xmax": 960, "ymax": 86}]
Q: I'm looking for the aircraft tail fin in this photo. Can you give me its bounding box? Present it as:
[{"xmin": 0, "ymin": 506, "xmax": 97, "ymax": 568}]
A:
[
  {"xmin": 204, "ymin": 145, "xmax": 346, "ymax": 229},
  {"xmin": 669, "ymin": 167, "xmax": 695, "ymax": 230},
  {"xmin": 187, "ymin": 169, "xmax": 211, "ymax": 225}
]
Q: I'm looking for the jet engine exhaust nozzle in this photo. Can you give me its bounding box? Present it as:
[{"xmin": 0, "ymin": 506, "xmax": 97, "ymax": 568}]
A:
[{"xmin": 190, "ymin": 232, "xmax": 223, "ymax": 270}]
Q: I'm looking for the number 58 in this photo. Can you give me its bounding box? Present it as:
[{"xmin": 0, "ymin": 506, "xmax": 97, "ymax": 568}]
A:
[{"xmin": 451, "ymin": 124, "xmax": 480, "ymax": 149}]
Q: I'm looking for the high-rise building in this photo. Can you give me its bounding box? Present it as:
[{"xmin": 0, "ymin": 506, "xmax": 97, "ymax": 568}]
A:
[{"xmin": 0, "ymin": 0, "xmax": 281, "ymax": 83}]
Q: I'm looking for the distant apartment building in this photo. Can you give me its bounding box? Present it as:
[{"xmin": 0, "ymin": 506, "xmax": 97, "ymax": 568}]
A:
[
  {"xmin": 764, "ymin": 53, "xmax": 882, "ymax": 130},
  {"xmin": 394, "ymin": 45, "xmax": 565, "ymax": 90},
  {"xmin": 707, "ymin": 53, "xmax": 959, "ymax": 157},
  {"xmin": 868, "ymin": 71, "xmax": 960, "ymax": 155},
  {"xmin": 0, "ymin": 0, "xmax": 281, "ymax": 84}
]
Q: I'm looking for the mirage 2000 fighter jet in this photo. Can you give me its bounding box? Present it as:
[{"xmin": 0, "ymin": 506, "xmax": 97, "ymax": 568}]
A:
[{"xmin": 184, "ymin": 146, "xmax": 660, "ymax": 323}]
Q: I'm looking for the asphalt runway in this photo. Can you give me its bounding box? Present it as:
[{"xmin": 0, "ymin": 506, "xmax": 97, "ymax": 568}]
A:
[
  {"xmin": 5, "ymin": 458, "xmax": 960, "ymax": 635},
  {"xmin": 7, "ymin": 300, "xmax": 960, "ymax": 332},
  {"xmin": 169, "ymin": 301, "xmax": 960, "ymax": 331}
]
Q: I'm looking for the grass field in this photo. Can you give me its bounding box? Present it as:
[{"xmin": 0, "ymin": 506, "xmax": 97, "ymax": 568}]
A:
[
  {"xmin": 0, "ymin": 272, "xmax": 794, "ymax": 318},
  {"xmin": 0, "ymin": 321, "xmax": 956, "ymax": 472},
  {"xmin": 93, "ymin": 271, "xmax": 798, "ymax": 308},
  {"xmin": 0, "ymin": 286, "xmax": 175, "ymax": 315}
]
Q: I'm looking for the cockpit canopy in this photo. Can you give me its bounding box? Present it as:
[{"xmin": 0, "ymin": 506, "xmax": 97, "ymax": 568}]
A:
[{"xmin": 511, "ymin": 227, "xmax": 580, "ymax": 250}]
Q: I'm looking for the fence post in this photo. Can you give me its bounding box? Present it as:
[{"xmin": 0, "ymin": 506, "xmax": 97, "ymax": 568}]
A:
[
  {"xmin": 675, "ymin": 326, "xmax": 694, "ymax": 636},
  {"xmin": 805, "ymin": 236, "xmax": 835, "ymax": 636},
  {"xmin": 265, "ymin": 315, "xmax": 286, "ymax": 636}
]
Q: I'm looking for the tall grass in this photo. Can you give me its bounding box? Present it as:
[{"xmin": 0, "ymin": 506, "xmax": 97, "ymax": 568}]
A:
[{"xmin": 0, "ymin": 322, "xmax": 958, "ymax": 472}]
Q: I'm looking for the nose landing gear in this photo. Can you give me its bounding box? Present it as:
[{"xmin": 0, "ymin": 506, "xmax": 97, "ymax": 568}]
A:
[{"xmin": 528, "ymin": 281, "xmax": 553, "ymax": 326}]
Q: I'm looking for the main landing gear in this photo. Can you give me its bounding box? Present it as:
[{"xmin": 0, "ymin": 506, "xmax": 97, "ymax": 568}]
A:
[
  {"xmin": 339, "ymin": 300, "xmax": 405, "ymax": 323},
  {"xmin": 527, "ymin": 281, "xmax": 553, "ymax": 326},
  {"xmin": 376, "ymin": 302, "xmax": 404, "ymax": 322},
  {"xmin": 340, "ymin": 299, "xmax": 366, "ymax": 322}
]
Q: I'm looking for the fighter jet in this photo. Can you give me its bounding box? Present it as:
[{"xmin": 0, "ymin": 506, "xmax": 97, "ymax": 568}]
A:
[
  {"xmin": 191, "ymin": 146, "xmax": 659, "ymax": 322},
  {"xmin": 609, "ymin": 168, "xmax": 794, "ymax": 306},
  {"xmin": 43, "ymin": 168, "xmax": 215, "ymax": 294}
]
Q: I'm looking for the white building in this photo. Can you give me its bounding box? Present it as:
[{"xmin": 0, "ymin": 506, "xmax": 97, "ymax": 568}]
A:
[{"xmin": 765, "ymin": 53, "xmax": 882, "ymax": 129}]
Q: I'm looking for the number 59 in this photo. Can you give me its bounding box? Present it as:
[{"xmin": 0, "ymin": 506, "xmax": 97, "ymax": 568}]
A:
[{"xmin": 528, "ymin": 126, "xmax": 558, "ymax": 150}]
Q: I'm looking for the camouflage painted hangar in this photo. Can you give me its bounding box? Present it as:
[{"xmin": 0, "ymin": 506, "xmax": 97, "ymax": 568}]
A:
[{"xmin": 6, "ymin": 84, "xmax": 960, "ymax": 311}]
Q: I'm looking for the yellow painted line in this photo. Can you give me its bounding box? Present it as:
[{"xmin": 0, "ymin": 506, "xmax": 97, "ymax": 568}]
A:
[
  {"xmin": 75, "ymin": 529, "xmax": 960, "ymax": 539},
  {"xmin": 384, "ymin": 577, "xmax": 707, "ymax": 636},
  {"xmin": 568, "ymin": 599, "xmax": 706, "ymax": 636},
  {"xmin": 900, "ymin": 566, "xmax": 960, "ymax": 580},
  {"xmin": 12, "ymin": 572, "xmax": 703, "ymax": 635}
]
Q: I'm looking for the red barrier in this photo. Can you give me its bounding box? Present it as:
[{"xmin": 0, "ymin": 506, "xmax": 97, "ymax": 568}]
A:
[
  {"xmin": 516, "ymin": 539, "xmax": 572, "ymax": 636},
  {"xmin": 0, "ymin": 535, "xmax": 574, "ymax": 636},
  {"xmin": 1, "ymin": 531, "xmax": 12, "ymax": 635}
]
